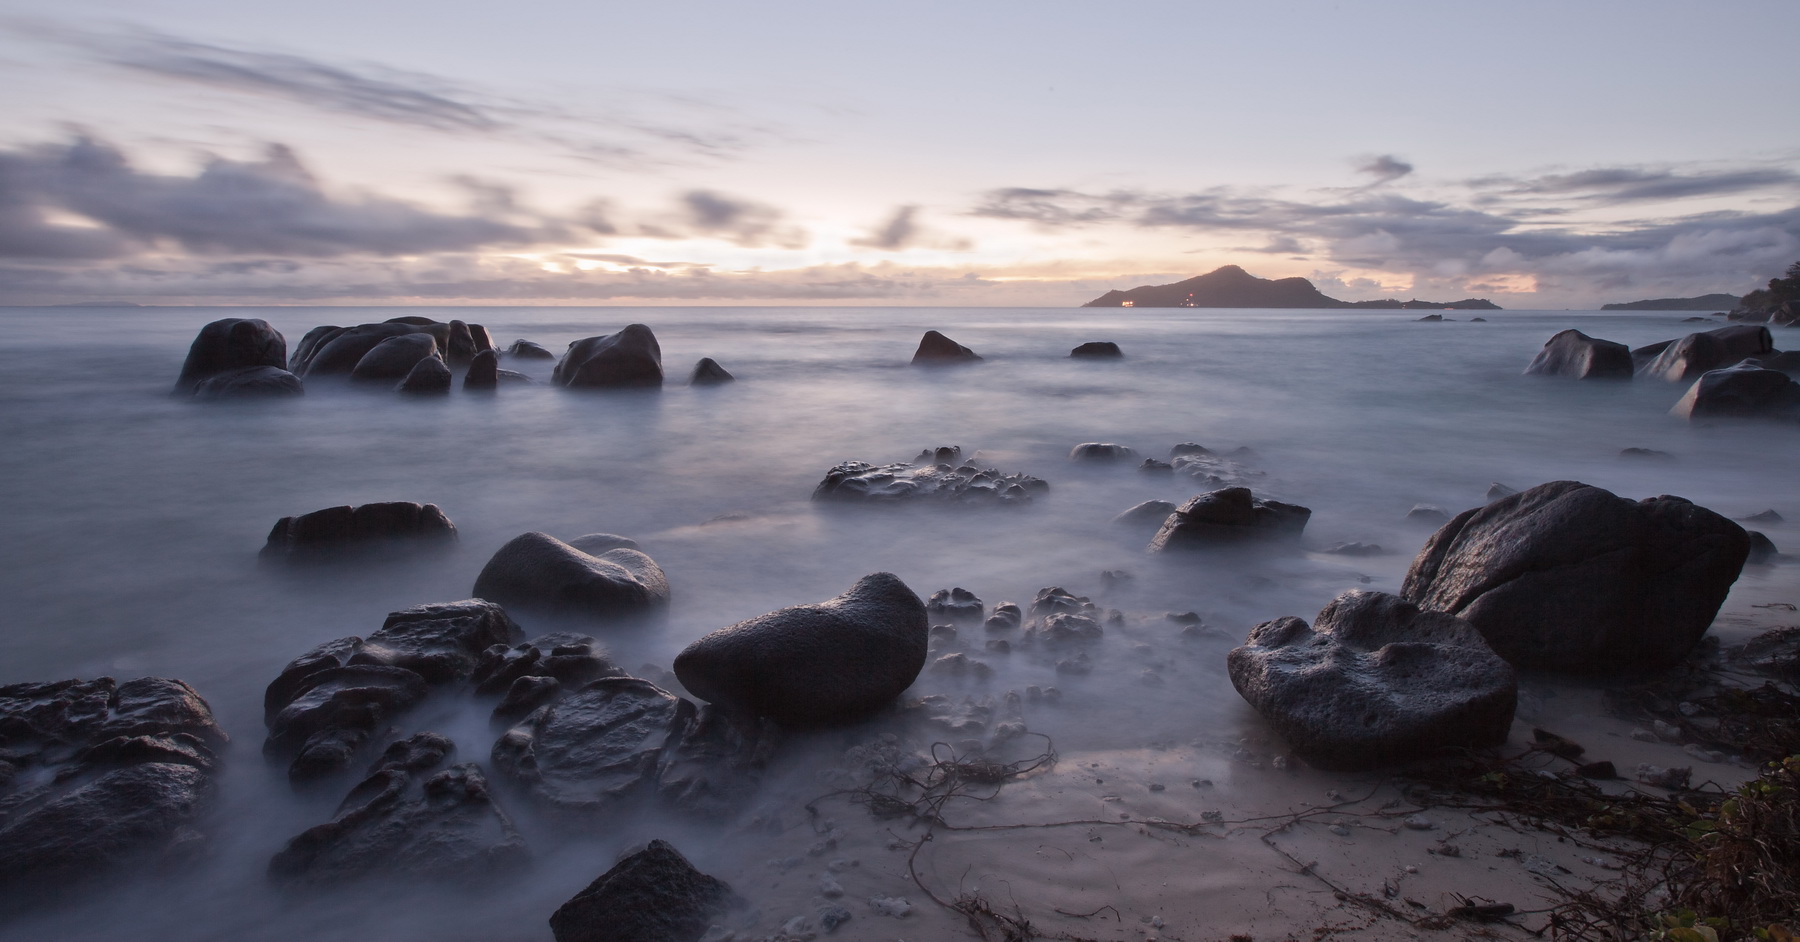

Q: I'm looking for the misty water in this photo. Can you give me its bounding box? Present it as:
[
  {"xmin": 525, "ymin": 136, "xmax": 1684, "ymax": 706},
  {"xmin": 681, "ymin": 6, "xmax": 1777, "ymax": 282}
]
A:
[{"xmin": 1, "ymin": 305, "xmax": 1794, "ymax": 940}]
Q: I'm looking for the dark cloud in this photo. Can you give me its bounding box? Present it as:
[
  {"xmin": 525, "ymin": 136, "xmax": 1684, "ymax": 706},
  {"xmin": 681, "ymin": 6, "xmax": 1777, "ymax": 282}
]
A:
[
  {"xmin": 1355, "ymin": 155, "xmax": 1414, "ymax": 184},
  {"xmin": 653, "ymin": 190, "xmax": 808, "ymax": 248},
  {"xmin": 1473, "ymin": 166, "xmax": 1800, "ymax": 206},
  {"xmin": 0, "ymin": 135, "xmax": 555, "ymax": 259}
]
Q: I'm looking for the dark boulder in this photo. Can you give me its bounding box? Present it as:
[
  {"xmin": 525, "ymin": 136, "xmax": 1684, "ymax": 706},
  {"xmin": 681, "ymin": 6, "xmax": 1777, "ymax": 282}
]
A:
[
  {"xmin": 261, "ymin": 501, "xmax": 457, "ymax": 564},
  {"xmin": 553, "ymin": 324, "xmax": 663, "ymax": 388},
  {"xmin": 690, "ymin": 357, "xmax": 734, "ymax": 385},
  {"xmin": 1753, "ymin": 351, "xmax": 1800, "ymax": 375},
  {"xmin": 1069, "ymin": 341, "xmax": 1123, "ymax": 358},
  {"xmin": 445, "ymin": 320, "xmax": 477, "ymax": 366},
  {"xmin": 812, "ymin": 451, "xmax": 1046, "ymax": 506},
  {"xmin": 173, "ymin": 317, "xmax": 288, "ymax": 393},
  {"xmin": 396, "ymin": 355, "xmax": 452, "ymax": 394},
  {"xmin": 910, "ymin": 330, "xmax": 982, "ymax": 364},
  {"xmin": 471, "ymin": 632, "xmax": 624, "ymax": 699},
  {"xmin": 468, "ymin": 323, "xmax": 495, "ymax": 355},
  {"xmin": 291, "ymin": 325, "xmax": 343, "ymax": 374},
  {"xmin": 1671, "ymin": 362, "xmax": 1800, "ymax": 421},
  {"xmin": 1402, "ymin": 481, "xmax": 1749, "ymax": 672},
  {"xmin": 1069, "ymin": 442, "xmax": 1134, "ymax": 461},
  {"xmin": 1227, "ymin": 590, "xmax": 1517, "ymax": 769},
  {"xmin": 268, "ymin": 733, "xmax": 528, "ymax": 885},
  {"xmin": 191, "ymin": 365, "xmax": 304, "ymax": 400},
  {"xmin": 464, "ymin": 349, "xmax": 498, "ymax": 390},
  {"xmin": 0, "ymin": 677, "xmax": 225, "ymax": 903},
  {"xmin": 1523, "ymin": 329, "xmax": 1633, "ymax": 379},
  {"xmin": 472, "ymin": 532, "xmax": 670, "ymax": 622},
  {"xmin": 1147, "ymin": 487, "xmax": 1311, "ymax": 550},
  {"xmin": 506, "ymin": 339, "xmax": 557, "ymax": 360},
  {"xmin": 926, "ymin": 588, "xmax": 985, "ymax": 622},
  {"xmin": 548, "ymin": 839, "xmax": 746, "ymax": 942},
  {"xmin": 1111, "ymin": 499, "xmax": 1178, "ymax": 527},
  {"xmin": 1747, "ymin": 531, "xmax": 1779, "ymax": 564},
  {"xmin": 673, "ymin": 573, "xmax": 928, "ymax": 726},
  {"xmin": 1640, "ymin": 326, "xmax": 1775, "ymax": 382},
  {"xmin": 351, "ymin": 334, "xmax": 439, "ymax": 381},
  {"xmin": 300, "ymin": 323, "xmax": 430, "ymax": 377}
]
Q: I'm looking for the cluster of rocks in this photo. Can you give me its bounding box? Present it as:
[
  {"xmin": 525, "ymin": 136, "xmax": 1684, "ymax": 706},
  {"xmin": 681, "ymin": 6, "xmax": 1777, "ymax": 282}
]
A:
[
  {"xmin": 910, "ymin": 330, "xmax": 1132, "ymax": 364},
  {"xmin": 812, "ymin": 446, "xmax": 1049, "ymax": 506},
  {"xmin": 1524, "ymin": 324, "xmax": 1800, "ymax": 421}
]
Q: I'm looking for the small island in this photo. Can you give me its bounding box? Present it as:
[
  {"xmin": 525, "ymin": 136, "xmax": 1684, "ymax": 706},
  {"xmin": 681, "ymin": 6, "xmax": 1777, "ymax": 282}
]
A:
[
  {"xmin": 1083, "ymin": 265, "xmax": 1499, "ymax": 309},
  {"xmin": 1601, "ymin": 293, "xmax": 1740, "ymax": 311}
]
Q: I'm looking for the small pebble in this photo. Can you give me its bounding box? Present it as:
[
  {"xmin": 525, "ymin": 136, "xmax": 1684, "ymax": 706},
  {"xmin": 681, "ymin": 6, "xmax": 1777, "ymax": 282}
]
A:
[
  {"xmin": 1328, "ymin": 824, "xmax": 1351, "ymax": 837},
  {"xmin": 1192, "ymin": 779, "xmax": 1212, "ymax": 788},
  {"xmin": 1149, "ymin": 783, "xmax": 1165, "ymax": 792},
  {"xmin": 1152, "ymin": 915, "xmax": 1165, "ymax": 928},
  {"xmin": 1653, "ymin": 720, "xmax": 1683, "ymax": 743},
  {"xmin": 819, "ymin": 876, "xmax": 844, "ymax": 898},
  {"xmin": 1325, "ymin": 789, "xmax": 1343, "ymax": 801},
  {"xmin": 867, "ymin": 896, "xmax": 912, "ymax": 918},
  {"xmin": 1201, "ymin": 810, "xmax": 1224, "ymax": 823},
  {"xmin": 1678, "ymin": 701, "xmax": 1701, "ymax": 717},
  {"xmin": 1404, "ymin": 865, "xmax": 1419, "ymax": 874},
  {"xmin": 1271, "ymin": 755, "xmax": 1290, "ymax": 771},
  {"xmin": 1436, "ymin": 844, "xmax": 1461, "ymax": 858},
  {"xmin": 819, "ymin": 905, "xmax": 852, "ymax": 932},
  {"xmin": 1629, "ymin": 727, "xmax": 1659, "ymax": 743},
  {"xmin": 1403, "ymin": 815, "xmax": 1435, "ymax": 830},
  {"xmin": 827, "ymin": 858, "xmax": 858, "ymax": 873},
  {"xmin": 1683, "ymin": 743, "xmax": 1724, "ymax": 763}
]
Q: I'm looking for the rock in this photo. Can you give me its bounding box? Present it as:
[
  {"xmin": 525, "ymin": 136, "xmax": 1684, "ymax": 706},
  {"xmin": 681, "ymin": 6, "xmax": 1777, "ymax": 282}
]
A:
[
  {"xmin": 1112, "ymin": 499, "xmax": 1178, "ymax": 527},
  {"xmin": 1486, "ymin": 483, "xmax": 1517, "ymax": 501},
  {"xmin": 445, "ymin": 320, "xmax": 477, "ymax": 366},
  {"xmin": 553, "ymin": 324, "xmax": 664, "ymax": 388},
  {"xmin": 926, "ymin": 588, "xmax": 985, "ymax": 622},
  {"xmin": 173, "ymin": 317, "xmax": 288, "ymax": 393},
  {"xmin": 1415, "ymin": 313, "xmax": 1446, "ymax": 322},
  {"xmin": 1138, "ymin": 457, "xmax": 1173, "ymax": 473},
  {"xmin": 464, "ymin": 349, "xmax": 499, "ymax": 390},
  {"xmin": 191, "ymin": 365, "xmax": 304, "ymax": 400},
  {"xmin": 1470, "ymin": 317, "xmax": 1488, "ymax": 322},
  {"xmin": 1321, "ymin": 541, "xmax": 1382, "ymax": 556},
  {"xmin": 396, "ymin": 355, "xmax": 452, "ymax": 394},
  {"xmin": 352, "ymin": 333, "xmax": 439, "ymax": 381},
  {"xmin": 1639, "ymin": 326, "xmax": 1775, "ymax": 382},
  {"xmin": 548, "ymin": 839, "xmax": 745, "ymax": 942},
  {"xmin": 507, "ymin": 339, "xmax": 557, "ymax": 360},
  {"xmin": 1147, "ymin": 487, "xmax": 1311, "ymax": 550},
  {"xmin": 261, "ymin": 502, "xmax": 457, "ymax": 564},
  {"xmin": 1407, "ymin": 505, "xmax": 1451, "ymax": 525},
  {"xmin": 1227, "ymin": 590, "xmax": 1517, "ymax": 769},
  {"xmin": 472, "ymin": 532, "xmax": 670, "ymax": 622},
  {"xmin": 1620, "ymin": 447, "xmax": 1673, "ymax": 459},
  {"xmin": 300, "ymin": 323, "xmax": 430, "ymax": 376},
  {"xmin": 1069, "ymin": 341, "xmax": 1123, "ymax": 358},
  {"xmin": 673, "ymin": 573, "xmax": 928, "ymax": 726},
  {"xmin": 1747, "ymin": 530, "xmax": 1779, "ymax": 563},
  {"xmin": 910, "ymin": 330, "xmax": 981, "ymax": 364},
  {"xmin": 0, "ymin": 677, "xmax": 225, "ymax": 903},
  {"xmin": 812, "ymin": 452, "xmax": 1046, "ymax": 506},
  {"xmin": 268, "ymin": 733, "xmax": 528, "ymax": 884},
  {"xmin": 567, "ymin": 533, "xmax": 643, "ymax": 554},
  {"xmin": 291, "ymin": 325, "xmax": 342, "ymax": 373},
  {"xmin": 1401, "ymin": 480, "xmax": 1749, "ymax": 672},
  {"xmin": 1736, "ymin": 509, "xmax": 1784, "ymax": 525},
  {"xmin": 1029, "ymin": 587, "xmax": 1095, "ymax": 621},
  {"xmin": 1069, "ymin": 442, "xmax": 1134, "ymax": 461},
  {"xmin": 1671, "ymin": 361, "xmax": 1800, "ymax": 421},
  {"xmin": 1169, "ymin": 447, "xmax": 1260, "ymax": 487},
  {"xmin": 690, "ymin": 357, "xmax": 734, "ymax": 385},
  {"xmin": 1523, "ymin": 329, "xmax": 1633, "ymax": 379},
  {"xmin": 984, "ymin": 603, "xmax": 1022, "ymax": 632},
  {"xmin": 472, "ymin": 632, "xmax": 623, "ymax": 698}
]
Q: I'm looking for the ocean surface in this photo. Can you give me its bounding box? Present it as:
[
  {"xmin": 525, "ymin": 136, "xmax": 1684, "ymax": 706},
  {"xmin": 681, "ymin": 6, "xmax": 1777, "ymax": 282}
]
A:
[{"xmin": 0, "ymin": 305, "xmax": 1794, "ymax": 940}]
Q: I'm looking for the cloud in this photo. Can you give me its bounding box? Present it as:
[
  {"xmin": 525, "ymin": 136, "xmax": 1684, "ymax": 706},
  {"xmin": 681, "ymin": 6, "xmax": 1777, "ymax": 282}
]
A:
[
  {"xmin": 645, "ymin": 190, "xmax": 808, "ymax": 249},
  {"xmin": 1472, "ymin": 166, "xmax": 1800, "ymax": 206},
  {"xmin": 0, "ymin": 135, "xmax": 556, "ymax": 259},
  {"xmin": 851, "ymin": 205, "xmax": 919, "ymax": 250},
  {"xmin": 1355, "ymin": 154, "xmax": 1414, "ymax": 185}
]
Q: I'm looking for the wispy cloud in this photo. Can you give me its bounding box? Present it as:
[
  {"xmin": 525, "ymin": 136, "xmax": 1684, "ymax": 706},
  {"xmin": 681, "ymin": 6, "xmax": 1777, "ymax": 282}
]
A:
[
  {"xmin": 640, "ymin": 190, "xmax": 809, "ymax": 249},
  {"xmin": 1355, "ymin": 154, "xmax": 1414, "ymax": 185},
  {"xmin": 1471, "ymin": 166, "xmax": 1800, "ymax": 206}
]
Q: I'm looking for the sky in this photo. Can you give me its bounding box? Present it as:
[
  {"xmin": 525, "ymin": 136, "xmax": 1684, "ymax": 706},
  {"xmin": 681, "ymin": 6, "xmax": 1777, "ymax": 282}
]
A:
[{"xmin": 1, "ymin": 0, "xmax": 1796, "ymax": 308}]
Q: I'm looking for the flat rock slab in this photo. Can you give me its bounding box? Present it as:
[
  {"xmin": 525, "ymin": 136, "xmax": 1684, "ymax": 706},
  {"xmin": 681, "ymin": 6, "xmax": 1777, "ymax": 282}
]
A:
[
  {"xmin": 1228, "ymin": 590, "xmax": 1517, "ymax": 769},
  {"xmin": 549, "ymin": 839, "xmax": 746, "ymax": 942},
  {"xmin": 1402, "ymin": 480, "xmax": 1749, "ymax": 672}
]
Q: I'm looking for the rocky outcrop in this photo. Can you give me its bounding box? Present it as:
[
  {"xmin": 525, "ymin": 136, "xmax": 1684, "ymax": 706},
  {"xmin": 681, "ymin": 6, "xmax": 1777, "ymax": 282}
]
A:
[
  {"xmin": 1523, "ymin": 329, "xmax": 1634, "ymax": 379},
  {"xmin": 1112, "ymin": 499, "xmax": 1179, "ymax": 527},
  {"xmin": 173, "ymin": 317, "xmax": 288, "ymax": 394},
  {"xmin": 1069, "ymin": 341, "xmax": 1122, "ymax": 358},
  {"xmin": 1228, "ymin": 590, "xmax": 1517, "ymax": 769},
  {"xmin": 812, "ymin": 447, "xmax": 1047, "ymax": 506},
  {"xmin": 1671, "ymin": 362, "xmax": 1800, "ymax": 421},
  {"xmin": 1639, "ymin": 326, "xmax": 1775, "ymax": 382},
  {"xmin": 1068, "ymin": 442, "xmax": 1134, "ymax": 461},
  {"xmin": 673, "ymin": 573, "xmax": 929, "ymax": 726},
  {"xmin": 910, "ymin": 330, "xmax": 981, "ymax": 364},
  {"xmin": 351, "ymin": 334, "xmax": 439, "ymax": 382},
  {"xmin": 472, "ymin": 532, "xmax": 670, "ymax": 623},
  {"xmin": 690, "ymin": 358, "xmax": 734, "ymax": 385},
  {"xmin": 297, "ymin": 323, "xmax": 428, "ymax": 377},
  {"xmin": 1147, "ymin": 487, "xmax": 1311, "ymax": 550},
  {"xmin": 396, "ymin": 355, "xmax": 452, "ymax": 394},
  {"xmin": 548, "ymin": 839, "xmax": 747, "ymax": 942},
  {"xmin": 260, "ymin": 502, "xmax": 457, "ymax": 564},
  {"xmin": 0, "ymin": 677, "xmax": 226, "ymax": 902},
  {"xmin": 268, "ymin": 733, "xmax": 528, "ymax": 885},
  {"xmin": 507, "ymin": 340, "xmax": 557, "ymax": 360},
  {"xmin": 926, "ymin": 588, "xmax": 984, "ymax": 622},
  {"xmin": 464, "ymin": 349, "xmax": 498, "ymax": 390},
  {"xmin": 1402, "ymin": 481, "xmax": 1749, "ymax": 672},
  {"xmin": 191, "ymin": 365, "xmax": 304, "ymax": 400},
  {"xmin": 553, "ymin": 325, "xmax": 663, "ymax": 388}
]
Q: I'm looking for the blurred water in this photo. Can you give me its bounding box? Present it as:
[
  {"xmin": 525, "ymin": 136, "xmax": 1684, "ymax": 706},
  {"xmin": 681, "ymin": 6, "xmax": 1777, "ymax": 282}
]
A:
[{"xmin": 0, "ymin": 305, "xmax": 1793, "ymax": 940}]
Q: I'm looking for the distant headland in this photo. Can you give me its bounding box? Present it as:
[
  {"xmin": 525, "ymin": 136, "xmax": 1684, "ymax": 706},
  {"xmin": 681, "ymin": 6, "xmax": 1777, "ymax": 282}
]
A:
[
  {"xmin": 1600, "ymin": 293, "xmax": 1740, "ymax": 311},
  {"xmin": 1082, "ymin": 265, "xmax": 1500, "ymax": 310}
]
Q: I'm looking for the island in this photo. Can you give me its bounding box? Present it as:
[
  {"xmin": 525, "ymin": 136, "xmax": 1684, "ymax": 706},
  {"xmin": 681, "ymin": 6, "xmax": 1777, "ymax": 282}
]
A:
[
  {"xmin": 1082, "ymin": 265, "xmax": 1499, "ymax": 309},
  {"xmin": 1601, "ymin": 293, "xmax": 1740, "ymax": 311}
]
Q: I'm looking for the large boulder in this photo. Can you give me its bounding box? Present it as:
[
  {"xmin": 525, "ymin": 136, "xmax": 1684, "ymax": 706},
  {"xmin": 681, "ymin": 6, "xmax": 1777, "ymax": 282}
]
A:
[
  {"xmin": 268, "ymin": 733, "xmax": 528, "ymax": 885},
  {"xmin": 548, "ymin": 839, "xmax": 746, "ymax": 942},
  {"xmin": 464, "ymin": 349, "xmax": 498, "ymax": 390},
  {"xmin": 553, "ymin": 324, "xmax": 663, "ymax": 388},
  {"xmin": 1069, "ymin": 341, "xmax": 1123, "ymax": 358},
  {"xmin": 1640, "ymin": 326, "xmax": 1775, "ymax": 382},
  {"xmin": 299, "ymin": 323, "xmax": 430, "ymax": 377},
  {"xmin": 260, "ymin": 501, "xmax": 457, "ymax": 564},
  {"xmin": 191, "ymin": 365, "xmax": 304, "ymax": 400},
  {"xmin": 673, "ymin": 573, "xmax": 929, "ymax": 725},
  {"xmin": 911, "ymin": 330, "xmax": 982, "ymax": 364},
  {"xmin": 472, "ymin": 532, "xmax": 670, "ymax": 622},
  {"xmin": 1402, "ymin": 481, "xmax": 1749, "ymax": 672},
  {"xmin": 506, "ymin": 339, "xmax": 557, "ymax": 360},
  {"xmin": 1523, "ymin": 329, "xmax": 1633, "ymax": 379},
  {"xmin": 351, "ymin": 334, "xmax": 439, "ymax": 381},
  {"xmin": 0, "ymin": 677, "xmax": 225, "ymax": 904},
  {"xmin": 1228, "ymin": 590, "xmax": 1517, "ymax": 769},
  {"xmin": 1146, "ymin": 487, "xmax": 1311, "ymax": 550},
  {"xmin": 812, "ymin": 447, "xmax": 1047, "ymax": 506},
  {"xmin": 1670, "ymin": 362, "xmax": 1800, "ymax": 421},
  {"xmin": 396, "ymin": 355, "xmax": 452, "ymax": 394},
  {"xmin": 173, "ymin": 317, "xmax": 288, "ymax": 393}
]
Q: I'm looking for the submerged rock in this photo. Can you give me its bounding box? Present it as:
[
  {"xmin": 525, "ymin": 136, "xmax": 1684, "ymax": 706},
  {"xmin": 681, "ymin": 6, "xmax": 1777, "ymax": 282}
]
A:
[
  {"xmin": 472, "ymin": 532, "xmax": 670, "ymax": 622},
  {"xmin": 1670, "ymin": 361, "xmax": 1800, "ymax": 421},
  {"xmin": 268, "ymin": 733, "xmax": 528, "ymax": 885},
  {"xmin": 1069, "ymin": 442, "xmax": 1134, "ymax": 461},
  {"xmin": 689, "ymin": 357, "xmax": 734, "ymax": 385},
  {"xmin": 812, "ymin": 450, "xmax": 1047, "ymax": 506},
  {"xmin": 548, "ymin": 839, "xmax": 747, "ymax": 942},
  {"xmin": 261, "ymin": 501, "xmax": 457, "ymax": 564},
  {"xmin": 553, "ymin": 324, "xmax": 663, "ymax": 388},
  {"xmin": 1069, "ymin": 341, "xmax": 1123, "ymax": 358},
  {"xmin": 1639, "ymin": 326, "xmax": 1775, "ymax": 382},
  {"xmin": 0, "ymin": 677, "xmax": 226, "ymax": 903},
  {"xmin": 191, "ymin": 365, "xmax": 304, "ymax": 400},
  {"xmin": 506, "ymin": 339, "xmax": 557, "ymax": 360},
  {"xmin": 1112, "ymin": 500, "xmax": 1178, "ymax": 528},
  {"xmin": 1147, "ymin": 487, "xmax": 1311, "ymax": 550},
  {"xmin": 1523, "ymin": 329, "xmax": 1633, "ymax": 379},
  {"xmin": 926, "ymin": 587, "xmax": 985, "ymax": 622},
  {"xmin": 174, "ymin": 317, "xmax": 288, "ymax": 393},
  {"xmin": 673, "ymin": 573, "xmax": 928, "ymax": 726},
  {"xmin": 910, "ymin": 330, "xmax": 982, "ymax": 364},
  {"xmin": 1228, "ymin": 591, "xmax": 1516, "ymax": 769},
  {"xmin": 464, "ymin": 349, "xmax": 499, "ymax": 390},
  {"xmin": 1402, "ymin": 481, "xmax": 1749, "ymax": 672}
]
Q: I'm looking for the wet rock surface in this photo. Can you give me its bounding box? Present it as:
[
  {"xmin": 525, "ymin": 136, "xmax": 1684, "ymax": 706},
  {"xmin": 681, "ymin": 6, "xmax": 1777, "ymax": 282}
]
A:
[
  {"xmin": 690, "ymin": 357, "xmax": 734, "ymax": 384},
  {"xmin": 553, "ymin": 324, "xmax": 663, "ymax": 388},
  {"xmin": 1068, "ymin": 442, "xmax": 1134, "ymax": 461},
  {"xmin": 548, "ymin": 839, "xmax": 747, "ymax": 942},
  {"xmin": 926, "ymin": 587, "xmax": 985, "ymax": 622},
  {"xmin": 1402, "ymin": 480, "xmax": 1749, "ymax": 672},
  {"xmin": 269, "ymin": 733, "xmax": 528, "ymax": 885},
  {"xmin": 396, "ymin": 355, "xmax": 452, "ymax": 394},
  {"xmin": 1147, "ymin": 487, "xmax": 1311, "ymax": 550},
  {"xmin": 1524, "ymin": 329, "xmax": 1634, "ymax": 379},
  {"xmin": 351, "ymin": 333, "xmax": 439, "ymax": 381},
  {"xmin": 191, "ymin": 365, "xmax": 304, "ymax": 400},
  {"xmin": 811, "ymin": 446, "xmax": 1047, "ymax": 506},
  {"xmin": 506, "ymin": 339, "xmax": 557, "ymax": 359},
  {"xmin": 464, "ymin": 348, "xmax": 499, "ymax": 390},
  {"xmin": 1069, "ymin": 341, "xmax": 1123, "ymax": 358},
  {"xmin": 910, "ymin": 329, "xmax": 981, "ymax": 364},
  {"xmin": 1228, "ymin": 590, "xmax": 1517, "ymax": 769},
  {"xmin": 1671, "ymin": 361, "xmax": 1800, "ymax": 421},
  {"xmin": 261, "ymin": 501, "xmax": 458, "ymax": 564},
  {"xmin": 674, "ymin": 572, "xmax": 929, "ymax": 726},
  {"xmin": 174, "ymin": 317, "xmax": 288, "ymax": 393},
  {"xmin": 0, "ymin": 677, "xmax": 226, "ymax": 902},
  {"xmin": 472, "ymin": 532, "xmax": 670, "ymax": 622},
  {"xmin": 1639, "ymin": 325, "xmax": 1775, "ymax": 382}
]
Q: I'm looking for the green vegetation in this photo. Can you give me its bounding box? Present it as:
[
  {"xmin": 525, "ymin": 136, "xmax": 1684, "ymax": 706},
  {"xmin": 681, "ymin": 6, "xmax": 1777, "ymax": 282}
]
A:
[{"xmin": 1739, "ymin": 260, "xmax": 1800, "ymax": 314}]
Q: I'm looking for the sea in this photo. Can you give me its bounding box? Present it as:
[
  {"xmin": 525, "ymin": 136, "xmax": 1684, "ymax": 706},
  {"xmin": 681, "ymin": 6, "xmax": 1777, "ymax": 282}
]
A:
[{"xmin": 0, "ymin": 305, "xmax": 1793, "ymax": 940}]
